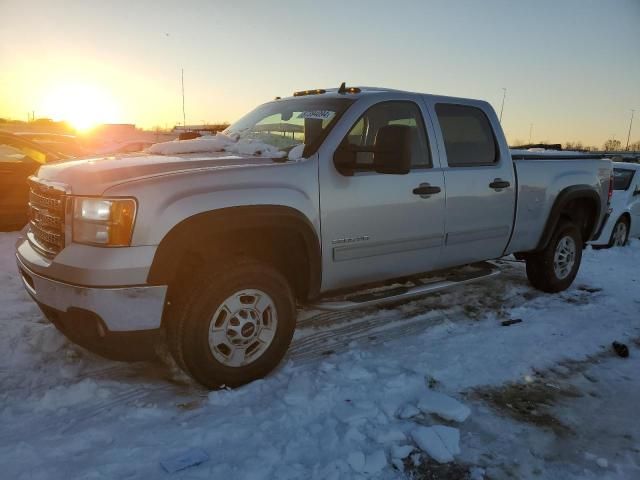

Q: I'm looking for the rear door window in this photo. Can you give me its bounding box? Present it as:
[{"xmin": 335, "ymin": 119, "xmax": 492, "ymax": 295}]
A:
[{"xmin": 435, "ymin": 104, "xmax": 497, "ymax": 167}]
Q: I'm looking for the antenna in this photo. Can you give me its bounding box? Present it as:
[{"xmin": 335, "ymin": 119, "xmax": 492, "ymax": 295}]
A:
[
  {"xmin": 181, "ymin": 68, "xmax": 186, "ymax": 128},
  {"xmin": 499, "ymin": 88, "xmax": 506, "ymax": 123},
  {"xmin": 626, "ymin": 109, "xmax": 635, "ymax": 151},
  {"xmin": 338, "ymin": 82, "xmax": 347, "ymax": 94}
]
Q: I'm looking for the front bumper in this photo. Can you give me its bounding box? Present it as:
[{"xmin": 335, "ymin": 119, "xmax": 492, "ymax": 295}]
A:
[{"xmin": 17, "ymin": 254, "xmax": 167, "ymax": 332}]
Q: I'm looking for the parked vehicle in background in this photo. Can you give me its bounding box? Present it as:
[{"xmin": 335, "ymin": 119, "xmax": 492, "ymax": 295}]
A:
[
  {"xmin": 0, "ymin": 132, "xmax": 64, "ymax": 230},
  {"xmin": 590, "ymin": 162, "xmax": 640, "ymax": 247},
  {"xmin": 15, "ymin": 85, "xmax": 613, "ymax": 389},
  {"xmin": 13, "ymin": 132, "xmax": 91, "ymax": 158}
]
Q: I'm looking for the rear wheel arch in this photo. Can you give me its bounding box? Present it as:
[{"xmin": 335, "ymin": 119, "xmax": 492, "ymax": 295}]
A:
[
  {"xmin": 147, "ymin": 205, "xmax": 322, "ymax": 303},
  {"xmin": 536, "ymin": 186, "xmax": 601, "ymax": 251}
]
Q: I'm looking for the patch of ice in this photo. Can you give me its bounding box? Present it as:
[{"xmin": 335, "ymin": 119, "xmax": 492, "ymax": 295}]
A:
[
  {"xmin": 417, "ymin": 390, "xmax": 471, "ymax": 422},
  {"xmin": 411, "ymin": 425, "xmax": 460, "ymax": 463},
  {"xmin": 35, "ymin": 379, "xmax": 107, "ymax": 411}
]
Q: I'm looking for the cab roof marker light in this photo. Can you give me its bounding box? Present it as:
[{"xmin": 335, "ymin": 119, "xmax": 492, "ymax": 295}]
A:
[{"xmin": 293, "ymin": 89, "xmax": 326, "ymax": 97}]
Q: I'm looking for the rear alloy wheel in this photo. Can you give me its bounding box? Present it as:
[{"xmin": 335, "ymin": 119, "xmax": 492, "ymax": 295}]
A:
[
  {"xmin": 609, "ymin": 218, "xmax": 629, "ymax": 247},
  {"xmin": 167, "ymin": 259, "xmax": 295, "ymax": 389},
  {"xmin": 526, "ymin": 221, "xmax": 583, "ymax": 293}
]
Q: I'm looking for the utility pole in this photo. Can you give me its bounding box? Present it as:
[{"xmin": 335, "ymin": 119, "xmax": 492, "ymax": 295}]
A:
[
  {"xmin": 499, "ymin": 88, "xmax": 506, "ymax": 123},
  {"xmin": 181, "ymin": 68, "xmax": 186, "ymax": 128},
  {"xmin": 626, "ymin": 109, "xmax": 635, "ymax": 151},
  {"xmin": 529, "ymin": 124, "xmax": 533, "ymax": 144}
]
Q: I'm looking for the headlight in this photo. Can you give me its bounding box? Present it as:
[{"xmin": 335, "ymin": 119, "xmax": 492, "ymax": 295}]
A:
[{"xmin": 73, "ymin": 197, "xmax": 137, "ymax": 246}]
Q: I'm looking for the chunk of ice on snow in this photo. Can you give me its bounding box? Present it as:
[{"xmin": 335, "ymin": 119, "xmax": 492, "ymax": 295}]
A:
[
  {"xmin": 397, "ymin": 404, "xmax": 420, "ymax": 419},
  {"xmin": 334, "ymin": 402, "xmax": 378, "ymax": 424},
  {"xmin": 417, "ymin": 390, "xmax": 471, "ymax": 422},
  {"xmin": 347, "ymin": 451, "xmax": 365, "ymax": 472},
  {"xmin": 411, "ymin": 425, "xmax": 460, "ymax": 463},
  {"xmin": 160, "ymin": 447, "xmax": 209, "ymax": 473},
  {"xmin": 363, "ymin": 450, "xmax": 387, "ymax": 474},
  {"xmin": 391, "ymin": 444, "xmax": 414, "ymax": 460}
]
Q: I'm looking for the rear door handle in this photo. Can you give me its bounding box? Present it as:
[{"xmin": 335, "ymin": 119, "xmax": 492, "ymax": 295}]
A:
[
  {"xmin": 413, "ymin": 183, "xmax": 441, "ymax": 197},
  {"xmin": 489, "ymin": 178, "xmax": 510, "ymax": 190}
]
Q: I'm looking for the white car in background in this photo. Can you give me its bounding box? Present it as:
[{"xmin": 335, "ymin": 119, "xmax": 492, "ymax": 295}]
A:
[{"xmin": 591, "ymin": 162, "xmax": 640, "ymax": 247}]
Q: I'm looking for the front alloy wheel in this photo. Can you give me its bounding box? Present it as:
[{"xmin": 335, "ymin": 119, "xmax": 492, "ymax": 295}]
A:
[
  {"xmin": 167, "ymin": 259, "xmax": 296, "ymax": 389},
  {"xmin": 208, "ymin": 289, "xmax": 278, "ymax": 367}
]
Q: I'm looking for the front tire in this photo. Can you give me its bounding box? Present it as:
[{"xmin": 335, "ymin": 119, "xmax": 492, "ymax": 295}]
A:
[
  {"xmin": 166, "ymin": 259, "xmax": 296, "ymax": 389},
  {"xmin": 525, "ymin": 221, "xmax": 583, "ymax": 293},
  {"xmin": 608, "ymin": 217, "xmax": 629, "ymax": 247}
]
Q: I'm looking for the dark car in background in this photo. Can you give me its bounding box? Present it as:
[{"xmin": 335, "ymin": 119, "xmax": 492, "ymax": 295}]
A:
[
  {"xmin": 0, "ymin": 132, "xmax": 65, "ymax": 230},
  {"xmin": 14, "ymin": 132, "xmax": 91, "ymax": 158}
]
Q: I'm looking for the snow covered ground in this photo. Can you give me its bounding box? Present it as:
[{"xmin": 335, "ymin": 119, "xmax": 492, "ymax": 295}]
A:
[{"xmin": 1, "ymin": 231, "xmax": 639, "ymax": 479}]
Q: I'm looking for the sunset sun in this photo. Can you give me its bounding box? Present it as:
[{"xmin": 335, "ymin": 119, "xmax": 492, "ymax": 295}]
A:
[{"xmin": 41, "ymin": 83, "xmax": 120, "ymax": 131}]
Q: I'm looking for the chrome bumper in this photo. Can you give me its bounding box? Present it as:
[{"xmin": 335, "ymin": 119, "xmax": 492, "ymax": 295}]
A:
[{"xmin": 17, "ymin": 255, "xmax": 167, "ymax": 332}]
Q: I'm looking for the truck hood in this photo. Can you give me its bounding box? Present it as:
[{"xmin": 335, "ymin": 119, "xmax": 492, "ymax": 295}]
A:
[{"xmin": 35, "ymin": 152, "xmax": 283, "ymax": 195}]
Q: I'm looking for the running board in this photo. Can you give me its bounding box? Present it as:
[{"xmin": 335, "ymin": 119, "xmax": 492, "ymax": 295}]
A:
[{"xmin": 309, "ymin": 262, "xmax": 501, "ymax": 312}]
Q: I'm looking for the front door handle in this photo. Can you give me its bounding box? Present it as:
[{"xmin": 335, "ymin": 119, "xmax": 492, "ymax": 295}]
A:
[
  {"xmin": 413, "ymin": 183, "xmax": 441, "ymax": 197},
  {"xmin": 489, "ymin": 178, "xmax": 511, "ymax": 190}
]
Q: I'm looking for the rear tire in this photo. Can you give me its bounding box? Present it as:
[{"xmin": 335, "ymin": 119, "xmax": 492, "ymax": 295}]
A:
[
  {"xmin": 608, "ymin": 217, "xmax": 629, "ymax": 247},
  {"xmin": 166, "ymin": 258, "xmax": 296, "ymax": 389},
  {"xmin": 526, "ymin": 221, "xmax": 583, "ymax": 293}
]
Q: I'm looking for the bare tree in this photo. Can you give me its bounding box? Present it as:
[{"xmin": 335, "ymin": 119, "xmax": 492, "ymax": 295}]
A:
[{"xmin": 603, "ymin": 138, "xmax": 622, "ymax": 151}]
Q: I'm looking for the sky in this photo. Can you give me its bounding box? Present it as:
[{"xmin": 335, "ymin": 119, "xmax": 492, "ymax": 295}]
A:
[{"xmin": 1, "ymin": 0, "xmax": 639, "ymax": 146}]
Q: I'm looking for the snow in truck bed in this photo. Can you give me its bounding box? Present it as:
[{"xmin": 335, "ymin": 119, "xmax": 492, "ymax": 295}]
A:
[{"xmin": 1, "ymin": 232, "xmax": 639, "ymax": 479}]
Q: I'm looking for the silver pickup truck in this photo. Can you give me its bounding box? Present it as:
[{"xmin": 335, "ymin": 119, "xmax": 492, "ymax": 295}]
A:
[{"xmin": 15, "ymin": 85, "xmax": 612, "ymax": 388}]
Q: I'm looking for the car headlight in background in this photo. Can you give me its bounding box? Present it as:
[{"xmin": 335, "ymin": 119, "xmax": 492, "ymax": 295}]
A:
[{"xmin": 72, "ymin": 197, "xmax": 137, "ymax": 246}]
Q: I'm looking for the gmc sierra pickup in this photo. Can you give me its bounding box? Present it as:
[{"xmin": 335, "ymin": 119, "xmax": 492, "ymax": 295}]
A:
[{"xmin": 15, "ymin": 85, "xmax": 613, "ymax": 388}]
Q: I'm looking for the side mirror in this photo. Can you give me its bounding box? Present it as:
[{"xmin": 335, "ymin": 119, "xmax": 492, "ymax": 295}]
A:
[
  {"xmin": 372, "ymin": 125, "xmax": 412, "ymax": 175},
  {"xmin": 333, "ymin": 125, "xmax": 413, "ymax": 176},
  {"xmin": 333, "ymin": 146, "xmax": 357, "ymax": 176}
]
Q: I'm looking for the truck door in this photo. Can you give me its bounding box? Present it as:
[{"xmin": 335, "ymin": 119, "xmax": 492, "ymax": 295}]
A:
[
  {"xmin": 431, "ymin": 102, "xmax": 516, "ymax": 265},
  {"xmin": 318, "ymin": 98, "xmax": 446, "ymax": 292}
]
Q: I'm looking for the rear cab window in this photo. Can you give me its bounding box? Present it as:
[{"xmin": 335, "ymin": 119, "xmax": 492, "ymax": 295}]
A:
[
  {"xmin": 435, "ymin": 103, "xmax": 497, "ymax": 167},
  {"xmin": 612, "ymin": 168, "xmax": 635, "ymax": 191}
]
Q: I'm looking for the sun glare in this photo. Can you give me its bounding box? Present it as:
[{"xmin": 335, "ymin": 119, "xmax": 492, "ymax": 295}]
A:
[{"xmin": 41, "ymin": 83, "xmax": 120, "ymax": 131}]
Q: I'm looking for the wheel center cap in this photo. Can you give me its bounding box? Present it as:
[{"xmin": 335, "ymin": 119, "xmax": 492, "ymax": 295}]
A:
[{"xmin": 241, "ymin": 323, "xmax": 256, "ymax": 337}]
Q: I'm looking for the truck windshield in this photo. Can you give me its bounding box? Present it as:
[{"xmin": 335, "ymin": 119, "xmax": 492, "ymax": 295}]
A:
[
  {"xmin": 223, "ymin": 97, "xmax": 354, "ymax": 156},
  {"xmin": 613, "ymin": 168, "xmax": 634, "ymax": 190}
]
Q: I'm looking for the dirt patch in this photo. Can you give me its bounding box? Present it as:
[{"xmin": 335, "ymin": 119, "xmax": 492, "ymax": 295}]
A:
[
  {"xmin": 472, "ymin": 379, "xmax": 578, "ymax": 435},
  {"xmin": 403, "ymin": 456, "xmax": 471, "ymax": 480},
  {"xmin": 471, "ymin": 339, "xmax": 640, "ymax": 436}
]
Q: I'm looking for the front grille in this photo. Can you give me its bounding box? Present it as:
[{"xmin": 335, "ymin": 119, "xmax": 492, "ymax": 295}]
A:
[{"xmin": 28, "ymin": 179, "xmax": 67, "ymax": 256}]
